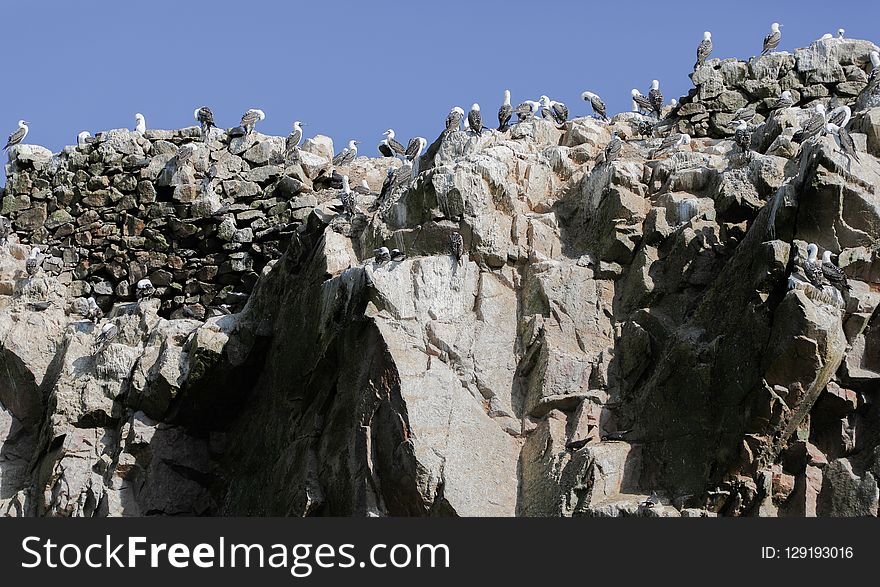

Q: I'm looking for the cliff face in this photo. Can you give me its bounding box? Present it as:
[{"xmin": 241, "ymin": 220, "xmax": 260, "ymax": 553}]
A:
[{"xmin": 2, "ymin": 37, "xmax": 880, "ymax": 517}]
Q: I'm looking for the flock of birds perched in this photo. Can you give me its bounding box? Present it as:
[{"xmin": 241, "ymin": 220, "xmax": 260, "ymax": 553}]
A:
[{"xmin": 3, "ymin": 22, "xmax": 879, "ymax": 357}]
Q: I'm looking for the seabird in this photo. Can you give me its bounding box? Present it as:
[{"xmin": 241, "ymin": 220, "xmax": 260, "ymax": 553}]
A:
[
  {"xmin": 445, "ymin": 106, "xmax": 465, "ymax": 134},
  {"xmin": 581, "ymin": 91, "xmax": 608, "ymax": 120},
  {"xmin": 340, "ymin": 175, "xmax": 359, "ymax": 216},
  {"xmin": 820, "ymin": 33, "xmax": 833, "ymax": 41},
  {"xmin": 85, "ymin": 297, "xmax": 103, "ymax": 323},
  {"xmin": 640, "ymin": 491, "xmax": 660, "ymax": 508},
  {"xmin": 332, "ymin": 139, "xmax": 361, "ymax": 166},
  {"xmin": 734, "ymin": 121, "xmax": 753, "ymax": 158},
  {"xmin": 468, "ymin": 103, "xmax": 483, "ymax": 135},
  {"xmin": 514, "ymin": 100, "xmax": 541, "ymax": 122},
  {"xmin": 285, "ymin": 121, "xmax": 304, "ymax": 161},
  {"xmin": 802, "ymin": 243, "xmax": 826, "ymax": 288},
  {"xmin": 449, "ymin": 232, "xmax": 464, "ymax": 266},
  {"xmin": 4, "ymin": 120, "xmax": 29, "ymax": 151},
  {"xmin": 498, "ymin": 89, "xmax": 513, "ymax": 131},
  {"xmin": 25, "ymin": 246, "xmax": 41, "ymax": 277},
  {"xmin": 838, "ymin": 28, "xmax": 845, "ymax": 39},
  {"xmin": 762, "ymin": 23, "xmax": 782, "ymax": 55},
  {"xmin": 134, "ymin": 113, "xmax": 146, "ymax": 133},
  {"xmin": 135, "ymin": 278, "xmax": 156, "ymax": 300},
  {"xmin": 770, "ymin": 90, "xmax": 795, "ymax": 110},
  {"xmin": 631, "ymin": 89, "xmax": 654, "ymax": 115},
  {"xmin": 732, "ymin": 104, "xmax": 757, "ymax": 124},
  {"xmin": 601, "ymin": 429, "xmax": 631, "ymax": 441},
  {"xmin": 826, "ymin": 104, "xmax": 851, "ymax": 129},
  {"xmin": 240, "ymin": 109, "xmax": 266, "ymax": 134},
  {"xmin": 793, "ymin": 104, "xmax": 827, "ymax": 143},
  {"xmin": 378, "ymin": 129, "xmax": 405, "ymax": 157},
  {"xmin": 194, "ymin": 106, "xmax": 214, "ymax": 140},
  {"xmin": 93, "ymin": 322, "xmax": 119, "ymax": 355},
  {"xmin": 695, "ymin": 31, "xmax": 713, "ymax": 69},
  {"xmin": 652, "ymin": 133, "xmax": 691, "ymax": 158},
  {"xmin": 405, "ymin": 136, "xmax": 427, "ymax": 176},
  {"xmin": 540, "ymin": 95, "xmax": 569, "ymax": 125},
  {"xmin": 648, "ymin": 80, "xmax": 664, "ymax": 118},
  {"xmin": 604, "ymin": 132, "xmax": 623, "ymax": 163},
  {"xmin": 390, "ymin": 248, "xmax": 406, "ymax": 262},
  {"xmin": 373, "ymin": 246, "xmax": 391, "ymax": 263},
  {"xmin": 836, "ymin": 125, "xmax": 860, "ymax": 162},
  {"xmin": 0, "ymin": 215, "xmax": 11, "ymax": 246},
  {"xmin": 379, "ymin": 167, "xmax": 396, "ymax": 201},
  {"xmin": 869, "ymin": 51, "xmax": 880, "ymax": 82},
  {"xmin": 354, "ymin": 179, "xmax": 373, "ymax": 196},
  {"xmin": 565, "ymin": 438, "xmax": 592, "ymax": 451},
  {"xmin": 821, "ymin": 250, "xmax": 850, "ymax": 292},
  {"xmin": 77, "ymin": 131, "xmax": 92, "ymax": 148}
]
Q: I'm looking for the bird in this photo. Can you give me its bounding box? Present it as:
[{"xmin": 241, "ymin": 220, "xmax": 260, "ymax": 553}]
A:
[
  {"xmin": 770, "ymin": 90, "xmax": 795, "ymax": 110},
  {"xmin": 837, "ymin": 28, "xmax": 845, "ymax": 39},
  {"xmin": 379, "ymin": 167, "xmax": 397, "ymax": 202},
  {"xmin": 581, "ymin": 91, "xmax": 608, "ymax": 120},
  {"xmin": 285, "ymin": 121, "xmax": 305, "ymax": 161},
  {"xmin": 194, "ymin": 107, "xmax": 214, "ymax": 140},
  {"xmin": 445, "ymin": 106, "xmax": 465, "ymax": 134},
  {"xmin": 333, "ymin": 140, "xmax": 360, "ymax": 166},
  {"xmin": 652, "ymin": 133, "xmax": 691, "ymax": 158},
  {"xmin": 604, "ymin": 132, "xmax": 623, "ymax": 163},
  {"xmin": 793, "ymin": 104, "xmax": 827, "ymax": 143},
  {"xmin": 820, "ymin": 33, "xmax": 833, "ymax": 41},
  {"xmin": 631, "ymin": 89, "xmax": 655, "ymax": 116},
  {"xmin": 801, "ymin": 243, "xmax": 826, "ymax": 289},
  {"xmin": 632, "ymin": 118, "xmax": 655, "ymax": 138},
  {"xmin": 648, "ymin": 80, "xmax": 664, "ymax": 118},
  {"xmin": 762, "ymin": 23, "xmax": 782, "ymax": 55},
  {"xmin": 353, "ymin": 179, "xmax": 374, "ymax": 196},
  {"xmin": 514, "ymin": 100, "xmax": 541, "ymax": 122},
  {"xmin": 540, "ymin": 95, "xmax": 569, "ymax": 125},
  {"xmin": 340, "ymin": 175, "xmax": 359, "ymax": 216},
  {"xmin": 373, "ymin": 246, "xmax": 391, "ymax": 263},
  {"xmin": 93, "ymin": 322, "xmax": 119, "ymax": 355},
  {"xmin": 640, "ymin": 491, "xmax": 660, "ymax": 508},
  {"xmin": 498, "ymin": 89, "xmax": 513, "ymax": 131},
  {"xmin": 734, "ymin": 121, "xmax": 753, "ymax": 158},
  {"xmin": 835, "ymin": 125, "xmax": 860, "ymax": 163},
  {"xmin": 4, "ymin": 120, "xmax": 29, "ymax": 151},
  {"xmin": 76, "ymin": 131, "xmax": 92, "ymax": 148},
  {"xmin": 826, "ymin": 104, "xmax": 851, "ymax": 129},
  {"xmin": 240, "ymin": 109, "xmax": 266, "ymax": 134},
  {"xmin": 565, "ymin": 438, "xmax": 592, "ymax": 451},
  {"xmin": 0, "ymin": 215, "xmax": 11, "ymax": 246},
  {"xmin": 695, "ymin": 31, "xmax": 713, "ymax": 69},
  {"xmin": 85, "ymin": 297, "xmax": 103, "ymax": 323},
  {"xmin": 390, "ymin": 248, "xmax": 406, "ymax": 262},
  {"xmin": 468, "ymin": 104, "xmax": 483, "ymax": 135},
  {"xmin": 869, "ymin": 51, "xmax": 880, "ymax": 82},
  {"xmin": 449, "ymin": 232, "xmax": 464, "ymax": 266},
  {"xmin": 601, "ymin": 429, "xmax": 631, "ymax": 441},
  {"xmin": 378, "ymin": 129, "xmax": 405, "ymax": 157},
  {"xmin": 135, "ymin": 278, "xmax": 155, "ymax": 300},
  {"xmin": 25, "ymin": 247, "xmax": 41, "ymax": 277},
  {"xmin": 732, "ymin": 104, "xmax": 757, "ymax": 124},
  {"xmin": 134, "ymin": 113, "xmax": 146, "ymax": 133},
  {"xmin": 821, "ymin": 250, "xmax": 850, "ymax": 292},
  {"xmin": 405, "ymin": 137, "xmax": 427, "ymax": 177}
]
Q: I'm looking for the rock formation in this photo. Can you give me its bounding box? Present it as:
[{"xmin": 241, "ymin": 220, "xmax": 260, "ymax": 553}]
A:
[{"xmin": 2, "ymin": 36, "xmax": 880, "ymax": 517}]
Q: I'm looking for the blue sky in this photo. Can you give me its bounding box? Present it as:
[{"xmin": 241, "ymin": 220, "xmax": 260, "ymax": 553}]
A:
[{"xmin": 2, "ymin": 0, "xmax": 878, "ymax": 184}]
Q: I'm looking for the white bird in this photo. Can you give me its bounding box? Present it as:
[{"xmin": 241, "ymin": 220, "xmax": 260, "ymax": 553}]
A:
[
  {"xmin": 827, "ymin": 104, "xmax": 851, "ymax": 129},
  {"xmin": 136, "ymin": 278, "xmax": 156, "ymax": 300},
  {"xmin": 762, "ymin": 23, "xmax": 782, "ymax": 55},
  {"xmin": 405, "ymin": 136, "xmax": 427, "ymax": 177},
  {"xmin": 373, "ymin": 246, "xmax": 391, "ymax": 263},
  {"xmin": 652, "ymin": 133, "xmax": 692, "ymax": 158},
  {"xmin": 695, "ymin": 31, "xmax": 713, "ymax": 69},
  {"xmin": 285, "ymin": 121, "xmax": 305, "ymax": 161},
  {"xmin": 194, "ymin": 106, "xmax": 214, "ymax": 140},
  {"xmin": 4, "ymin": 120, "xmax": 29, "ymax": 151},
  {"xmin": 771, "ymin": 90, "xmax": 795, "ymax": 110},
  {"xmin": 93, "ymin": 322, "xmax": 119, "ymax": 355},
  {"xmin": 77, "ymin": 131, "xmax": 92, "ymax": 148},
  {"xmin": 539, "ymin": 95, "xmax": 569, "ymax": 125},
  {"xmin": 333, "ymin": 139, "xmax": 361, "ymax": 166},
  {"xmin": 468, "ymin": 103, "xmax": 483, "ymax": 135},
  {"xmin": 240, "ymin": 109, "xmax": 265, "ymax": 134},
  {"xmin": 631, "ymin": 89, "xmax": 654, "ymax": 115},
  {"xmin": 445, "ymin": 106, "xmax": 465, "ymax": 133},
  {"xmin": 648, "ymin": 80, "xmax": 663, "ymax": 118},
  {"xmin": 514, "ymin": 100, "xmax": 541, "ymax": 122},
  {"xmin": 26, "ymin": 246, "xmax": 41, "ymax": 276},
  {"xmin": 498, "ymin": 89, "xmax": 513, "ymax": 130},
  {"xmin": 378, "ymin": 129, "xmax": 405, "ymax": 157},
  {"xmin": 820, "ymin": 33, "xmax": 833, "ymax": 41},
  {"xmin": 134, "ymin": 113, "xmax": 146, "ymax": 133},
  {"xmin": 581, "ymin": 91, "xmax": 608, "ymax": 120},
  {"xmin": 838, "ymin": 28, "xmax": 845, "ymax": 39},
  {"xmin": 85, "ymin": 297, "xmax": 103, "ymax": 323}
]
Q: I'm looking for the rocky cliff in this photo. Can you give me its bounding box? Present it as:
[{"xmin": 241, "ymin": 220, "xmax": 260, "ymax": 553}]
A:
[{"xmin": 2, "ymin": 36, "xmax": 880, "ymax": 517}]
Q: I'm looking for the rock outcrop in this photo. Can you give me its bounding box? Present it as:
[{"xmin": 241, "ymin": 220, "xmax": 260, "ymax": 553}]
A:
[{"xmin": 2, "ymin": 37, "xmax": 880, "ymax": 517}]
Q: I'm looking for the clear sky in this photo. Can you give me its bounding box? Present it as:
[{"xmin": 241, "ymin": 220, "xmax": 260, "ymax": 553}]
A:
[{"xmin": 2, "ymin": 0, "xmax": 878, "ymax": 184}]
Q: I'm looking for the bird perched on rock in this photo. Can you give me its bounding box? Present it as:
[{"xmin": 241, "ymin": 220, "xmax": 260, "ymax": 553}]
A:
[
  {"xmin": 770, "ymin": 90, "xmax": 795, "ymax": 110},
  {"xmin": 0, "ymin": 215, "xmax": 11, "ymax": 246},
  {"xmin": 390, "ymin": 248, "xmax": 406, "ymax": 262},
  {"xmin": 604, "ymin": 132, "xmax": 623, "ymax": 163},
  {"xmin": 378, "ymin": 164, "xmax": 413, "ymax": 204},
  {"xmin": 285, "ymin": 121, "xmax": 305, "ymax": 161},
  {"xmin": 405, "ymin": 136, "xmax": 427, "ymax": 176},
  {"xmin": 834, "ymin": 125, "xmax": 860, "ymax": 163},
  {"xmin": 354, "ymin": 179, "xmax": 374, "ymax": 196},
  {"xmin": 498, "ymin": 89, "xmax": 513, "ymax": 131},
  {"xmin": 601, "ymin": 429, "xmax": 631, "ymax": 441},
  {"xmin": 801, "ymin": 243, "xmax": 826, "ymax": 289},
  {"xmin": 468, "ymin": 103, "xmax": 483, "ymax": 135},
  {"xmin": 762, "ymin": 22, "xmax": 782, "ymax": 55},
  {"xmin": 25, "ymin": 247, "xmax": 41, "ymax": 277},
  {"xmin": 826, "ymin": 104, "xmax": 851, "ymax": 129},
  {"xmin": 640, "ymin": 491, "xmax": 660, "ymax": 508},
  {"xmin": 581, "ymin": 91, "xmax": 607, "ymax": 121},
  {"xmin": 93, "ymin": 322, "xmax": 119, "ymax": 355},
  {"xmin": 373, "ymin": 246, "xmax": 391, "ymax": 263},
  {"xmin": 85, "ymin": 297, "xmax": 103, "ymax": 323},
  {"xmin": 238, "ymin": 109, "xmax": 265, "ymax": 135},
  {"xmin": 378, "ymin": 129, "xmax": 405, "ymax": 157},
  {"xmin": 339, "ymin": 175, "xmax": 359, "ymax": 217},
  {"xmin": 793, "ymin": 104, "xmax": 827, "ymax": 143},
  {"xmin": 514, "ymin": 100, "xmax": 541, "ymax": 122},
  {"xmin": 77, "ymin": 131, "xmax": 92, "ymax": 148},
  {"xmin": 136, "ymin": 278, "xmax": 155, "ymax": 301},
  {"xmin": 734, "ymin": 121, "xmax": 753, "ymax": 159},
  {"xmin": 540, "ymin": 95, "xmax": 569, "ymax": 125},
  {"xmin": 565, "ymin": 438, "xmax": 592, "ymax": 451},
  {"xmin": 134, "ymin": 113, "xmax": 146, "ymax": 133},
  {"xmin": 4, "ymin": 120, "xmax": 29, "ymax": 151},
  {"xmin": 449, "ymin": 232, "xmax": 464, "ymax": 266},
  {"xmin": 631, "ymin": 89, "xmax": 655, "ymax": 116},
  {"xmin": 445, "ymin": 106, "xmax": 465, "ymax": 134},
  {"xmin": 695, "ymin": 31, "xmax": 713, "ymax": 69},
  {"xmin": 838, "ymin": 28, "xmax": 846, "ymax": 39},
  {"xmin": 194, "ymin": 107, "xmax": 214, "ymax": 140},
  {"xmin": 652, "ymin": 133, "xmax": 691, "ymax": 158},
  {"xmin": 648, "ymin": 80, "xmax": 664, "ymax": 118},
  {"xmin": 821, "ymin": 250, "xmax": 850, "ymax": 293},
  {"xmin": 333, "ymin": 140, "xmax": 360, "ymax": 166},
  {"xmin": 732, "ymin": 104, "xmax": 757, "ymax": 124}
]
